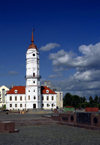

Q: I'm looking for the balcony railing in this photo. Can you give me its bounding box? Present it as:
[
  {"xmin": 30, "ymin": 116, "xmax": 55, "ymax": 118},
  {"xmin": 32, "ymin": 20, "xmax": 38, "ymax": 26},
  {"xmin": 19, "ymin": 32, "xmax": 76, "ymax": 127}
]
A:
[{"xmin": 25, "ymin": 75, "xmax": 41, "ymax": 79}]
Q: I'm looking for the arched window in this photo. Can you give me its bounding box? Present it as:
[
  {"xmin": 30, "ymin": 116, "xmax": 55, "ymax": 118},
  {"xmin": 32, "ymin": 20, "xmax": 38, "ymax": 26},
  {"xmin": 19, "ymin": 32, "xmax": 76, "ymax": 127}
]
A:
[
  {"xmin": 47, "ymin": 104, "xmax": 49, "ymax": 107},
  {"xmin": 33, "ymin": 73, "xmax": 35, "ymax": 77},
  {"xmin": 20, "ymin": 96, "xmax": 22, "ymax": 101},
  {"xmin": 52, "ymin": 96, "xmax": 54, "ymax": 100},
  {"xmin": 28, "ymin": 96, "xmax": 30, "ymax": 100},
  {"xmin": 10, "ymin": 96, "xmax": 12, "ymax": 101},
  {"xmin": 20, "ymin": 104, "xmax": 22, "ymax": 107},
  {"xmin": 15, "ymin": 96, "xmax": 17, "ymax": 101}
]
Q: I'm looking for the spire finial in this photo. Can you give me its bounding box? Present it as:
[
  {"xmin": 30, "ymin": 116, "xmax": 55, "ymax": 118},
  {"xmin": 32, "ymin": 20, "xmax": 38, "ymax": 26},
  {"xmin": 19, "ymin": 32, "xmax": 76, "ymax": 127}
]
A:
[{"xmin": 31, "ymin": 28, "xmax": 34, "ymax": 43}]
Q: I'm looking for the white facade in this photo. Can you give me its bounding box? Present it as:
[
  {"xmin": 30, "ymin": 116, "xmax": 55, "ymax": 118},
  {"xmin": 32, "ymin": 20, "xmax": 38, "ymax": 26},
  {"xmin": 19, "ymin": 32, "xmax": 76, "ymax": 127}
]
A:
[
  {"xmin": 6, "ymin": 94, "xmax": 26, "ymax": 110},
  {"xmin": 0, "ymin": 85, "xmax": 9, "ymax": 108},
  {"xmin": 25, "ymin": 32, "xmax": 41, "ymax": 109},
  {"xmin": 42, "ymin": 94, "xmax": 56, "ymax": 109}
]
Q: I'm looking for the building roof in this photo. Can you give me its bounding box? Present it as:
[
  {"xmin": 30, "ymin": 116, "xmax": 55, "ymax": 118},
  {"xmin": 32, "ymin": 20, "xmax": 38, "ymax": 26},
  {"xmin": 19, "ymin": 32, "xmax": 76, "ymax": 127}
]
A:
[
  {"xmin": 7, "ymin": 86, "xmax": 56, "ymax": 95},
  {"xmin": 41, "ymin": 86, "xmax": 56, "ymax": 94},
  {"xmin": 7, "ymin": 86, "xmax": 25, "ymax": 94}
]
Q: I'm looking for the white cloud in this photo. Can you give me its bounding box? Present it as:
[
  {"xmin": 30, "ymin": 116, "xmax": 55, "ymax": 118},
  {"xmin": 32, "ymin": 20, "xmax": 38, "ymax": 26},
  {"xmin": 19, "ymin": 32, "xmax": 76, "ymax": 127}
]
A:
[
  {"xmin": 8, "ymin": 71, "xmax": 18, "ymax": 75},
  {"xmin": 49, "ymin": 42, "xmax": 100, "ymax": 96},
  {"xmin": 49, "ymin": 42, "xmax": 100, "ymax": 71},
  {"xmin": 40, "ymin": 43, "xmax": 60, "ymax": 51},
  {"xmin": 49, "ymin": 73, "xmax": 62, "ymax": 79}
]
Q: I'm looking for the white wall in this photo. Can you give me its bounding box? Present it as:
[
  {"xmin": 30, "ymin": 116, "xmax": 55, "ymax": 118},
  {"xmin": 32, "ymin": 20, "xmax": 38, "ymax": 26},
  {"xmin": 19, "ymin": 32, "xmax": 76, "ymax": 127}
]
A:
[
  {"xmin": 0, "ymin": 85, "xmax": 9, "ymax": 108},
  {"xmin": 42, "ymin": 94, "xmax": 56, "ymax": 109},
  {"xmin": 26, "ymin": 48, "xmax": 41, "ymax": 109},
  {"xmin": 6, "ymin": 94, "xmax": 26, "ymax": 110}
]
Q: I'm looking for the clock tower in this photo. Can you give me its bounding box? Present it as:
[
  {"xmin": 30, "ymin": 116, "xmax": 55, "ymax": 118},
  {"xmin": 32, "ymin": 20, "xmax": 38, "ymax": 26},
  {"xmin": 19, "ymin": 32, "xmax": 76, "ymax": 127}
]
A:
[{"xmin": 26, "ymin": 31, "xmax": 41, "ymax": 109}]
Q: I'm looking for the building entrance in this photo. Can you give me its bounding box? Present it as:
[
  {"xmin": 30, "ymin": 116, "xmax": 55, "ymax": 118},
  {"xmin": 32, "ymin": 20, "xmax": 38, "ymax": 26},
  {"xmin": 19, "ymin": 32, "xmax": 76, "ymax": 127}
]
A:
[{"xmin": 33, "ymin": 104, "xmax": 36, "ymax": 109}]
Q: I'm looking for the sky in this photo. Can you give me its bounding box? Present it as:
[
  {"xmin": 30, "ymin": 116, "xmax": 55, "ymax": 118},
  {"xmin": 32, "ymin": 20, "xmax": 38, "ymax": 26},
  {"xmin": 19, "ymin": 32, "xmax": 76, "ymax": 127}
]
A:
[{"xmin": 0, "ymin": 0, "xmax": 100, "ymax": 97}]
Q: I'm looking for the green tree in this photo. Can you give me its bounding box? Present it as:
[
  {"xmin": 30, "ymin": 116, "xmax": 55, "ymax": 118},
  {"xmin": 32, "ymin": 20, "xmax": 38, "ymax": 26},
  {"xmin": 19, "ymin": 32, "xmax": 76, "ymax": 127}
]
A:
[
  {"xmin": 72, "ymin": 95, "xmax": 80, "ymax": 108},
  {"xmin": 63, "ymin": 93, "xmax": 72, "ymax": 106},
  {"xmin": 94, "ymin": 95, "xmax": 99, "ymax": 104},
  {"xmin": 80, "ymin": 96, "xmax": 86, "ymax": 103},
  {"xmin": 89, "ymin": 96, "xmax": 94, "ymax": 104}
]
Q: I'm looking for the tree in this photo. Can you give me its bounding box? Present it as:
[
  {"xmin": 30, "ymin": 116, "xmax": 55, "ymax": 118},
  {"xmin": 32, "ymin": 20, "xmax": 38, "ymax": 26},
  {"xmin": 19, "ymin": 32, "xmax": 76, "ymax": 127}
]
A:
[
  {"xmin": 80, "ymin": 96, "xmax": 86, "ymax": 103},
  {"xmin": 63, "ymin": 93, "xmax": 72, "ymax": 106},
  {"xmin": 94, "ymin": 95, "xmax": 99, "ymax": 104},
  {"xmin": 89, "ymin": 96, "xmax": 94, "ymax": 104},
  {"xmin": 72, "ymin": 95, "xmax": 80, "ymax": 108}
]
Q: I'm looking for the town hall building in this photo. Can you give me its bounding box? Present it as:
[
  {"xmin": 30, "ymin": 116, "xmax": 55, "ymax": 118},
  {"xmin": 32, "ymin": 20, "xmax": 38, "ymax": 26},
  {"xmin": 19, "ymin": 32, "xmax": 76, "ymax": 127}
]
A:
[{"xmin": 6, "ymin": 31, "xmax": 63, "ymax": 110}]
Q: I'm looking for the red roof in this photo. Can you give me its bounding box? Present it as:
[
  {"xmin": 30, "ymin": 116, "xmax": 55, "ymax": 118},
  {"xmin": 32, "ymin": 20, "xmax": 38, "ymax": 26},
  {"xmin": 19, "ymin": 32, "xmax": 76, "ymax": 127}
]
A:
[
  {"xmin": 7, "ymin": 86, "xmax": 56, "ymax": 95},
  {"xmin": 41, "ymin": 86, "xmax": 56, "ymax": 94},
  {"xmin": 7, "ymin": 86, "xmax": 25, "ymax": 94}
]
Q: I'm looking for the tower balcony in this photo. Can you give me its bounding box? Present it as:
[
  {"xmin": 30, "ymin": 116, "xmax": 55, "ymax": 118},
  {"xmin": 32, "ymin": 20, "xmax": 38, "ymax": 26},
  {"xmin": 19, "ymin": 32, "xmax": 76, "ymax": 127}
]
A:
[{"xmin": 25, "ymin": 75, "xmax": 41, "ymax": 79}]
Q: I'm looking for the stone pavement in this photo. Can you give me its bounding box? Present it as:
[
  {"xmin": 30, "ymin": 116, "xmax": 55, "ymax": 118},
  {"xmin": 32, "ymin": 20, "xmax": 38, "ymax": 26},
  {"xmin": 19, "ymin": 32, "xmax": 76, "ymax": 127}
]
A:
[{"xmin": 0, "ymin": 112, "xmax": 100, "ymax": 145}]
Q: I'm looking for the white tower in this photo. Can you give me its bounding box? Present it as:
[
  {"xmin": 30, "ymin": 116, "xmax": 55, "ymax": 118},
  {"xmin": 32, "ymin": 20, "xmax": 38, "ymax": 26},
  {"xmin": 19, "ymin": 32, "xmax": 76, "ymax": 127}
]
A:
[{"xmin": 26, "ymin": 31, "xmax": 41, "ymax": 109}]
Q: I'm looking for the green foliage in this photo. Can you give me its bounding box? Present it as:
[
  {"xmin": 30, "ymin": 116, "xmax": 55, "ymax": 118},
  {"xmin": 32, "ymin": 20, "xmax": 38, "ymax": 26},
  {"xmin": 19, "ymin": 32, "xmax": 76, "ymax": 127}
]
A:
[
  {"xmin": 63, "ymin": 93, "xmax": 72, "ymax": 106},
  {"xmin": 2, "ymin": 104, "xmax": 6, "ymax": 110},
  {"xmin": 63, "ymin": 93, "xmax": 100, "ymax": 109}
]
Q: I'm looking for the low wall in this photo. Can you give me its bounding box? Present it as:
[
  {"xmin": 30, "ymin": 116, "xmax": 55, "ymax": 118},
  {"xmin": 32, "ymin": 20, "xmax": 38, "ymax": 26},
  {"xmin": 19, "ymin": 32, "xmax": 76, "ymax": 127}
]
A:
[
  {"xmin": 52, "ymin": 112, "xmax": 100, "ymax": 129},
  {"xmin": 0, "ymin": 121, "xmax": 15, "ymax": 133}
]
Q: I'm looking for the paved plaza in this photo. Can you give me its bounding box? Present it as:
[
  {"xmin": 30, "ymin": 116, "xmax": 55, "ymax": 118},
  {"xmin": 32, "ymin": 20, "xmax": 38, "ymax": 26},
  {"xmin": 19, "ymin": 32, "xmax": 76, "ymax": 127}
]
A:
[{"xmin": 0, "ymin": 112, "xmax": 100, "ymax": 145}]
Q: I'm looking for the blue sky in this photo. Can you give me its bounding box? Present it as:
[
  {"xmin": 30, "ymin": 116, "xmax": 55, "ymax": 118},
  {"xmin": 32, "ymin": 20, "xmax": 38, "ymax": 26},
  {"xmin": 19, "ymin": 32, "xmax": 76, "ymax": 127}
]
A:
[{"xmin": 0, "ymin": 0, "xmax": 100, "ymax": 97}]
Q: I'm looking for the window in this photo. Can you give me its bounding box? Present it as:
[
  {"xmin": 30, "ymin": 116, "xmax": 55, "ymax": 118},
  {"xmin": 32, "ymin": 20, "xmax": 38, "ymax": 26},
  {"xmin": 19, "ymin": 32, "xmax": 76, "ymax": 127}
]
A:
[
  {"xmin": 47, "ymin": 104, "xmax": 49, "ymax": 107},
  {"xmin": 42, "ymin": 104, "xmax": 44, "ymax": 107},
  {"xmin": 42, "ymin": 96, "xmax": 44, "ymax": 100},
  {"xmin": 46, "ymin": 90, "xmax": 49, "ymax": 93},
  {"xmin": 10, "ymin": 96, "xmax": 12, "ymax": 101},
  {"xmin": 38, "ymin": 96, "xmax": 39, "ymax": 100},
  {"xmin": 52, "ymin": 104, "xmax": 54, "ymax": 107},
  {"xmin": 15, "ymin": 104, "xmax": 17, "ymax": 107},
  {"xmin": 34, "ymin": 96, "xmax": 36, "ymax": 100},
  {"xmin": 15, "ymin": 96, "xmax": 17, "ymax": 101},
  {"xmin": 20, "ymin": 104, "xmax": 22, "ymax": 107},
  {"xmin": 33, "ymin": 53, "xmax": 35, "ymax": 56},
  {"xmin": 10, "ymin": 104, "xmax": 12, "ymax": 107},
  {"xmin": 20, "ymin": 96, "xmax": 22, "ymax": 101},
  {"xmin": 28, "ymin": 90, "xmax": 30, "ymax": 92},
  {"xmin": 33, "ymin": 89, "xmax": 35, "ymax": 92},
  {"xmin": 47, "ymin": 96, "xmax": 49, "ymax": 100},
  {"xmin": 33, "ymin": 73, "xmax": 35, "ymax": 77},
  {"xmin": 28, "ymin": 96, "xmax": 30, "ymax": 100},
  {"xmin": 52, "ymin": 96, "xmax": 54, "ymax": 100},
  {"xmin": 14, "ymin": 90, "xmax": 18, "ymax": 93},
  {"xmin": 33, "ymin": 81, "xmax": 35, "ymax": 84}
]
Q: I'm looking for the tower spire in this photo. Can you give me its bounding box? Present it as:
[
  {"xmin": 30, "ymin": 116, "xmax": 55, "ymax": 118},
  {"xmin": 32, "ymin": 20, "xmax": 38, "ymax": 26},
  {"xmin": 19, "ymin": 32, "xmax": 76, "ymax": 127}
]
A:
[
  {"xmin": 28, "ymin": 29, "xmax": 37, "ymax": 49},
  {"xmin": 31, "ymin": 28, "xmax": 34, "ymax": 43}
]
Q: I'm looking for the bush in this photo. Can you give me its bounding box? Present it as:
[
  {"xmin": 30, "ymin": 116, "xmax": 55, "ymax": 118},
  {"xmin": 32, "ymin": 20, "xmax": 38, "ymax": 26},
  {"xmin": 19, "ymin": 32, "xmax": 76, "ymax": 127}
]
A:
[{"xmin": 2, "ymin": 104, "xmax": 6, "ymax": 110}]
